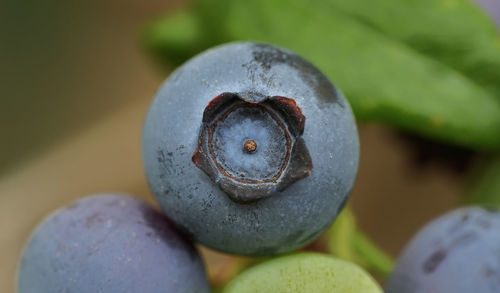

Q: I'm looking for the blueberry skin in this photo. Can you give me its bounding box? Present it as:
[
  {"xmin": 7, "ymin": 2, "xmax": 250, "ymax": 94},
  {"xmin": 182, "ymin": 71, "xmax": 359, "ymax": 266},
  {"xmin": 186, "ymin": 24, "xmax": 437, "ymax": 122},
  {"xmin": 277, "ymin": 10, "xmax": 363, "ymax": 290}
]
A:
[
  {"xmin": 386, "ymin": 207, "xmax": 500, "ymax": 293},
  {"xmin": 17, "ymin": 194, "xmax": 210, "ymax": 293},
  {"xmin": 142, "ymin": 42, "xmax": 359, "ymax": 256}
]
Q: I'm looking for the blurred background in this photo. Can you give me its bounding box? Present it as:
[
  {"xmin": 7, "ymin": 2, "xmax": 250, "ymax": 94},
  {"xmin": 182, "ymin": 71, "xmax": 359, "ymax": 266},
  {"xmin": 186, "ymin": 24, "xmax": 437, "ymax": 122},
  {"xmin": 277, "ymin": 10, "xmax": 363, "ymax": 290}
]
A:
[{"xmin": 1, "ymin": 0, "xmax": 499, "ymax": 292}]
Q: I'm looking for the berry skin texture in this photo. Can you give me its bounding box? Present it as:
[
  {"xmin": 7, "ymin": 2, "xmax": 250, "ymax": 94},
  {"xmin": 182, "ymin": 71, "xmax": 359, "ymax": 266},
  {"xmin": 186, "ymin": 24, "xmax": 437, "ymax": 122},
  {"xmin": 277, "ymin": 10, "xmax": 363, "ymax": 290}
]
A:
[
  {"xmin": 386, "ymin": 207, "xmax": 500, "ymax": 293},
  {"xmin": 223, "ymin": 253, "xmax": 383, "ymax": 293},
  {"xmin": 142, "ymin": 42, "xmax": 359, "ymax": 256},
  {"xmin": 17, "ymin": 194, "xmax": 210, "ymax": 293}
]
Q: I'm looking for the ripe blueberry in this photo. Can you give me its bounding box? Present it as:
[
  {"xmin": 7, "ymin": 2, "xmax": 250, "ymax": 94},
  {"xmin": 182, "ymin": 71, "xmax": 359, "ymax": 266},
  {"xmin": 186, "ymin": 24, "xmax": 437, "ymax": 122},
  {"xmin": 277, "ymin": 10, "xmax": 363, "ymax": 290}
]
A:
[
  {"xmin": 142, "ymin": 42, "xmax": 359, "ymax": 256},
  {"xmin": 386, "ymin": 207, "xmax": 500, "ymax": 293},
  {"xmin": 17, "ymin": 194, "xmax": 210, "ymax": 293}
]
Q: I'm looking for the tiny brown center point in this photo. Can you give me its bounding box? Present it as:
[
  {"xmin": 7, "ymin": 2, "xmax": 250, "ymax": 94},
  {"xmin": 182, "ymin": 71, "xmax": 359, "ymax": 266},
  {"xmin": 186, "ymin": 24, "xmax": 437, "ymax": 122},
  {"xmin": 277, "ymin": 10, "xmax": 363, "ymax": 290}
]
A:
[{"xmin": 244, "ymin": 140, "xmax": 257, "ymax": 153}]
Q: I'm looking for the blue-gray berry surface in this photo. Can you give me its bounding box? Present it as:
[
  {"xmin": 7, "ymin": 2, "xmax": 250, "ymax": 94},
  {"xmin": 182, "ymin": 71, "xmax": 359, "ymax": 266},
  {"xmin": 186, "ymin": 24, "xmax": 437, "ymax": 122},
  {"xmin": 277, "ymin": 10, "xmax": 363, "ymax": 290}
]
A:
[
  {"xmin": 17, "ymin": 194, "xmax": 210, "ymax": 293},
  {"xmin": 386, "ymin": 206, "xmax": 500, "ymax": 293},
  {"xmin": 142, "ymin": 42, "xmax": 359, "ymax": 256}
]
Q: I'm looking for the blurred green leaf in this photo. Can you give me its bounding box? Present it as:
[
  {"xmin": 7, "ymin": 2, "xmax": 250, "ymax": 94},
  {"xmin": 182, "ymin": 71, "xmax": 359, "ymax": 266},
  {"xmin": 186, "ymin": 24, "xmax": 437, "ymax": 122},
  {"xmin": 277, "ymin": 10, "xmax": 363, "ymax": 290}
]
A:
[
  {"xmin": 194, "ymin": 0, "xmax": 232, "ymax": 45},
  {"xmin": 224, "ymin": 0, "xmax": 500, "ymax": 149},
  {"xmin": 142, "ymin": 9, "xmax": 205, "ymax": 67},
  {"xmin": 467, "ymin": 155, "xmax": 500, "ymax": 206},
  {"xmin": 327, "ymin": 0, "xmax": 500, "ymax": 97},
  {"xmin": 141, "ymin": 1, "xmax": 233, "ymax": 67},
  {"xmin": 143, "ymin": 0, "xmax": 500, "ymax": 150}
]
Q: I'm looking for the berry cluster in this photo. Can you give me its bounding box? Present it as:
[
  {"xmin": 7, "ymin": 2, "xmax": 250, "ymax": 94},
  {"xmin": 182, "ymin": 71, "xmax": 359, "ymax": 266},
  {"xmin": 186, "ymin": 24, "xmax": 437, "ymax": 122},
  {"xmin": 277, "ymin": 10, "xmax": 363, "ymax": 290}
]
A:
[{"xmin": 16, "ymin": 43, "xmax": 499, "ymax": 293}]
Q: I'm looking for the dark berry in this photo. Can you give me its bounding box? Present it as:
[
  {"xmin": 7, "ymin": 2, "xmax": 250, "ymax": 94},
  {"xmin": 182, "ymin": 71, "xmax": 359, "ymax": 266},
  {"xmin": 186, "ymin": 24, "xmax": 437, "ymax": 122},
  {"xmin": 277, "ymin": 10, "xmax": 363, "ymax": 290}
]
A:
[
  {"xmin": 17, "ymin": 194, "xmax": 210, "ymax": 293},
  {"xmin": 142, "ymin": 42, "xmax": 359, "ymax": 256},
  {"xmin": 386, "ymin": 207, "xmax": 500, "ymax": 293}
]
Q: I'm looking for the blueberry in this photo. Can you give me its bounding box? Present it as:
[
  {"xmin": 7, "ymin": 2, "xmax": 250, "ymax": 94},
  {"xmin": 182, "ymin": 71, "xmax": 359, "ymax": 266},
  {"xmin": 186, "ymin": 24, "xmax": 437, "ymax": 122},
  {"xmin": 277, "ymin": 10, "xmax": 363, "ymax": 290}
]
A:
[
  {"xmin": 142, "ymin": 42, "xmax": 359, "ymax": 256},
  {"xmin": 17, "ymin": 194, "xmax": 210, "ymax": 293},
  {"xmin": 386, "ymin": 207, "xmax": 500, "ymax": 293},
  {"xmin": 223, "ymin": 252, "xmax": 383, "ymax": 292}
]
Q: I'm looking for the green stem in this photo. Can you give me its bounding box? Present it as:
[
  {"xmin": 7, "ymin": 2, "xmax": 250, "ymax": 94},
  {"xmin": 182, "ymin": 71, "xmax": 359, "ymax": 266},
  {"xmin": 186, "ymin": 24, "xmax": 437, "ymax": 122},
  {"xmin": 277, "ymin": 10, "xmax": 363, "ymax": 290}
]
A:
[{"xmin": 352, "ymin": 230, "xmax": 394, "ymax": 276}]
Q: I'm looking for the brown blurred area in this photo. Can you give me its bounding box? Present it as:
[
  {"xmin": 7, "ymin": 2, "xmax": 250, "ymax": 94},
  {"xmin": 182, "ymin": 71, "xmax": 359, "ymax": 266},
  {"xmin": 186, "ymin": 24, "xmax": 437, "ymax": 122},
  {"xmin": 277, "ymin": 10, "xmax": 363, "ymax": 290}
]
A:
[{"xmin": 0, "ymin": 1, "xmax": 466, "ymax": 292}]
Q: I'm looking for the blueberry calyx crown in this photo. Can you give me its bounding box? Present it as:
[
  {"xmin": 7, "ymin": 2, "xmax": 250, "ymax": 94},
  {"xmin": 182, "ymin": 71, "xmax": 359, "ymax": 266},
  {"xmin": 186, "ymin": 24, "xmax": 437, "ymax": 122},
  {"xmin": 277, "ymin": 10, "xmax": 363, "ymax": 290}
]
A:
[{"xmin": 192, "ymin": 92, "xmax": 313, "ymax": 203}]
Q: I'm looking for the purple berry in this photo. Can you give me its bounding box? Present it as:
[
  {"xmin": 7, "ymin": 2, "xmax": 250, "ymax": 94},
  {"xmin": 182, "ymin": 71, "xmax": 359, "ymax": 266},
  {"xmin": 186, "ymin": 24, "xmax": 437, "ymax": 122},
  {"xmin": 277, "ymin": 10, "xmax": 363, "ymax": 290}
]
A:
[
  {"xmin": 386, "ymin": 206, "xmax": 500, "ymax": 293},
  {"xmin": 17, "ymin": 194, "xmax": 210, "ymax": 293}
]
